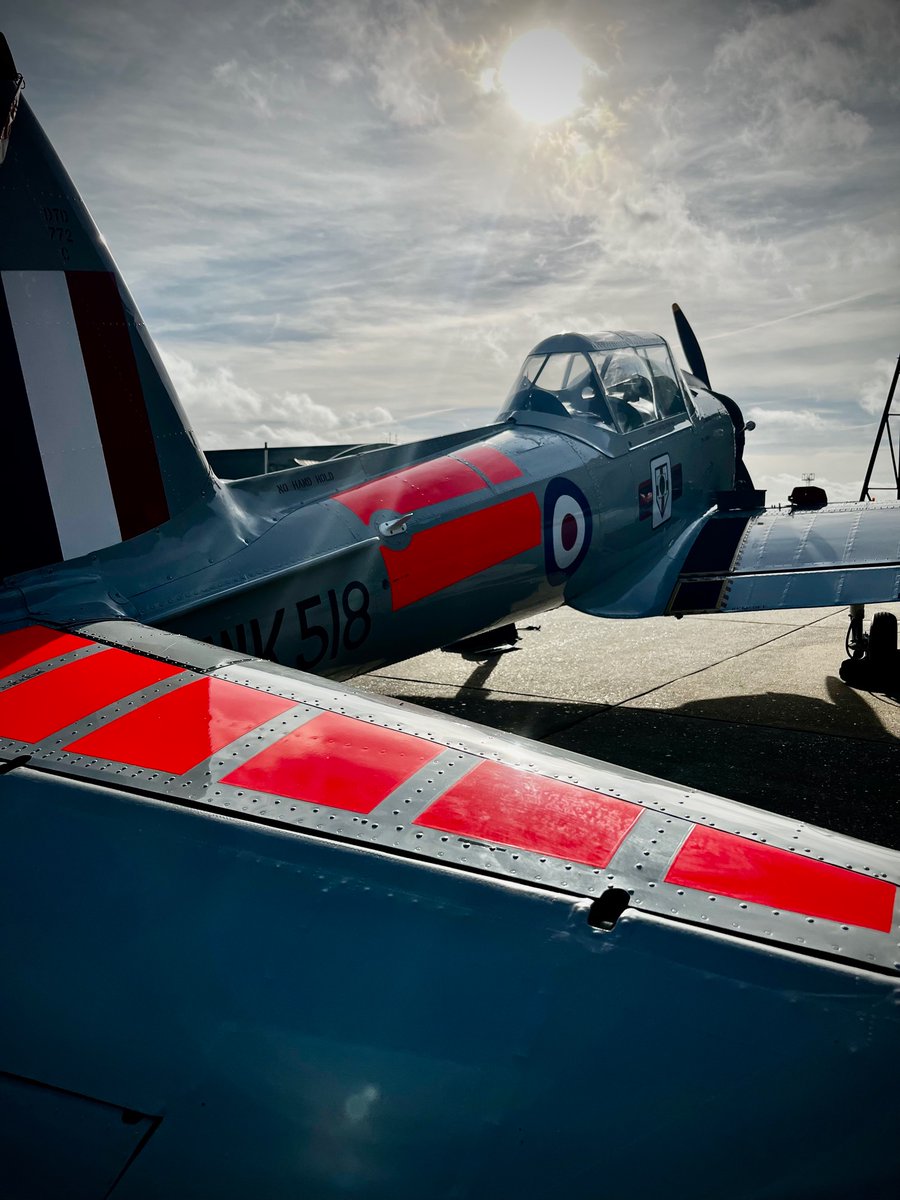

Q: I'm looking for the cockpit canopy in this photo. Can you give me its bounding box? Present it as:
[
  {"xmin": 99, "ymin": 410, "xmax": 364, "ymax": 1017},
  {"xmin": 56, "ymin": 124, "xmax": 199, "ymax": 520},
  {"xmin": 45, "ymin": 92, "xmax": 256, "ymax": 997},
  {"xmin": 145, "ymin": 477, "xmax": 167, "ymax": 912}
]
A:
[{"xmin": 498, "ymin": 331, "xmax": 689, "ymax": 433}]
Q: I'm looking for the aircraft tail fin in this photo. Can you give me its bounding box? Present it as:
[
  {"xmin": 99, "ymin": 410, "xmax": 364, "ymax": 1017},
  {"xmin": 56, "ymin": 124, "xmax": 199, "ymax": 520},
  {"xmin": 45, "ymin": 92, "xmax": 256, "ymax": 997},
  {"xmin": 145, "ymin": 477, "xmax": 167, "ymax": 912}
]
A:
[{"xmin": 0, "ymin": 36, "xmax": 214, "ymax": 580}]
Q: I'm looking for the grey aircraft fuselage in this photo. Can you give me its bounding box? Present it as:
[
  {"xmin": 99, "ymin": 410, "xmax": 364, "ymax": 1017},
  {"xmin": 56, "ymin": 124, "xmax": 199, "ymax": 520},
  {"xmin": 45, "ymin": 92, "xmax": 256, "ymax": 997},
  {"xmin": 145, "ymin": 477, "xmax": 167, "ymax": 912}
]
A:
[{"xmin": 14, "ymin": 365, "xmax": 735, "ymax": 680}]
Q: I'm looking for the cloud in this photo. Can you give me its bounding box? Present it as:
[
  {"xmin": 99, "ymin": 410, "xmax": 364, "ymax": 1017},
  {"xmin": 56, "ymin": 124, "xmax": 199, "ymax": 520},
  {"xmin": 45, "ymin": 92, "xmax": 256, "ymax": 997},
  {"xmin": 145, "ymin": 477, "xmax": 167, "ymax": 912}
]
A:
[
  {"xmin": 211, "ymin": 60, "xmax": 274, "ymax": 118},
  {"xmin": 858, "ymin": 358, "xmax": 897, "ymax": 415},
  {"xmin": 748, "ymin": 95, "xmax": 870, "ymax": 161},
  {"xmin": 712, "ymin": 0, "xmax": 900, "ymax": 101},
  {"xmin": 307, "ymin": 0, "xmax": 457, "ymax": 128},
  {"xmin": 10, "ymin": 0, "xmax": 898, "ymax": 496},
  {"xmin": 757, "ymin": 471, "xmax": 860, "ymax": 504},
  {"xmin": 162, "ymin": 350, "xmax": 392, "ymax": 447},
  {"xmin": 709, "ymin": 0, "xmax": 897, "ymax": 168},
  {"xmin": 746, "ymin": 408, "xmax": 828, "ymax": 433}
]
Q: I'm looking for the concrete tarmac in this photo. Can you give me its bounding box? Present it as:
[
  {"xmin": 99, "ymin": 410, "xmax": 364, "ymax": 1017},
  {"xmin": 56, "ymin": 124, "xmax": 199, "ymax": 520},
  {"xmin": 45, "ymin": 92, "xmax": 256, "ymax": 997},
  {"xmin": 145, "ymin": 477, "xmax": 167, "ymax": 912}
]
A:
[{"xmin": 360, "ymin": 602, "xmax": 900, "ymax": 851}]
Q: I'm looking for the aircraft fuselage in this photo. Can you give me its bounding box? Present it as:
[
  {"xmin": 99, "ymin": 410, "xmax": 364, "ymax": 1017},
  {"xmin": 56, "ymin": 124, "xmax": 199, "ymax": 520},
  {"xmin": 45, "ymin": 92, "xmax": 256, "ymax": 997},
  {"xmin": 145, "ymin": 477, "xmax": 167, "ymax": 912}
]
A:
[
  {"xmin": 155, "ymin": 394, "xmax": 736, "ymax": 677},
  {"xmin": 1, "ymin": 377, "xmax": 736, "ymax": 678}
]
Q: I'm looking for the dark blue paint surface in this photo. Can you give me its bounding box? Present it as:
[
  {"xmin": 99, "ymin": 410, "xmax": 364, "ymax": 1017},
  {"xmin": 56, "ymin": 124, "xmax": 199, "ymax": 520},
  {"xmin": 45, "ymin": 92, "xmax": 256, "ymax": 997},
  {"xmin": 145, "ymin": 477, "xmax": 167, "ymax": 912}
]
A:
[{"xmin": 1, "ymin": 770, "xmax": 898, "ymax": 1198}]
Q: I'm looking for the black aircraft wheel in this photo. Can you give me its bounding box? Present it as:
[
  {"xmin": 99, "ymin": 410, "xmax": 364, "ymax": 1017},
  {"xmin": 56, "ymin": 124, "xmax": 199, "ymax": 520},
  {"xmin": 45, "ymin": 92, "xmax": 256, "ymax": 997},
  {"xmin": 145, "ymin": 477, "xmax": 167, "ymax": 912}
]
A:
[
  {"xmin": 867, "ymin": 611, "xmax": 900, "ymax": 692},
  {"xmin": 843, "ymin": 613, "xmax": 900, "ymax": 691},
  {"xmin": 839, "ymin": 657, "xmax": 868, "ymax": 687},
  {"xmin": 867, "ymin": 611, "xmax": 898, "ymax": 663}
]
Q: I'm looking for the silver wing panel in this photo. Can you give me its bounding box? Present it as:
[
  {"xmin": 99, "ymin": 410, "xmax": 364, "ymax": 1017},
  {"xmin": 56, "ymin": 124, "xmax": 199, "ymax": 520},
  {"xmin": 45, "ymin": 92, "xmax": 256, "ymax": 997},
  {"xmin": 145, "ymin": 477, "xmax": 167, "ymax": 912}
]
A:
[{"xmin": 669, "ymin": 502, "xmax": 900, "ymax": 614}]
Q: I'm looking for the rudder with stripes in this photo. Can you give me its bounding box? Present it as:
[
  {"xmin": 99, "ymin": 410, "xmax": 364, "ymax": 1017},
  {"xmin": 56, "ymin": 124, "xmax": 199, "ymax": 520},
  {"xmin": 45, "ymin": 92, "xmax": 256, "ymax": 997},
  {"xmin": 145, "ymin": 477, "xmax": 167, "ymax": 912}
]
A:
[{"xmin": 0, "ymin": 36, "xmax": 214, "ymax": 579}]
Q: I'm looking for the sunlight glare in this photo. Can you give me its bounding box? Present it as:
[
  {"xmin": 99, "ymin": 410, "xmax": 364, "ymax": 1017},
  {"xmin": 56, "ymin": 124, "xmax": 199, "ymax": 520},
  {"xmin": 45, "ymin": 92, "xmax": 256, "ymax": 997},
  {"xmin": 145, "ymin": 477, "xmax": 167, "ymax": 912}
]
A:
[{"xmin": 498, "ymin": 29, "xmax": 588, "ymax": 124}]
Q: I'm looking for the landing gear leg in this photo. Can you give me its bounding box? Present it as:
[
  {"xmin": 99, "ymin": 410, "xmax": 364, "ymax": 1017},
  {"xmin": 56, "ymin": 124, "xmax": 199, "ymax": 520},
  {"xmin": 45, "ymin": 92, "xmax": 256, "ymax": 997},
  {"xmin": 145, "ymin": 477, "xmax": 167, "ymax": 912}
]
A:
[{"xmin": 845, "ymin": 604, "xmax": 865, "ymax": 660}]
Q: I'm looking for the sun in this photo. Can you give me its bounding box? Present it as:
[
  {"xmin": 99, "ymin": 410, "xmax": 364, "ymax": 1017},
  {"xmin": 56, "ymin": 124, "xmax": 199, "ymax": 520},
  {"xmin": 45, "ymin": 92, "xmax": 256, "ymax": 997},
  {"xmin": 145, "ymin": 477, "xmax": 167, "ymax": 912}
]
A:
[{"xmin": 498, "ymin": 29, "xmax": 588, "ymax": 124}]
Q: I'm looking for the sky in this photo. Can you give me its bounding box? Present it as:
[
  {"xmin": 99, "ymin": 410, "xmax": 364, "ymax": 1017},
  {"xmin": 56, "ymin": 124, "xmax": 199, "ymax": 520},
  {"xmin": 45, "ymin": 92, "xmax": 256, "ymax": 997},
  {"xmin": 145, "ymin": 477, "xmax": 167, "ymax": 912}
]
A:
[{"xmin": 4, "ymin": 0, "xmax": 899, "ymax": 499}]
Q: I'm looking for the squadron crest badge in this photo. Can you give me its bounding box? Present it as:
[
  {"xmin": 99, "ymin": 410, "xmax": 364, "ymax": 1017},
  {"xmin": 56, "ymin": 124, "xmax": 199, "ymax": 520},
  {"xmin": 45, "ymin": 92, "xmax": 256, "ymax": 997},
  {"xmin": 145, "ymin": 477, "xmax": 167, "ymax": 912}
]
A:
[{"xmin": 650, "ymin": 453, "xmax": 672, "ymax": 528}]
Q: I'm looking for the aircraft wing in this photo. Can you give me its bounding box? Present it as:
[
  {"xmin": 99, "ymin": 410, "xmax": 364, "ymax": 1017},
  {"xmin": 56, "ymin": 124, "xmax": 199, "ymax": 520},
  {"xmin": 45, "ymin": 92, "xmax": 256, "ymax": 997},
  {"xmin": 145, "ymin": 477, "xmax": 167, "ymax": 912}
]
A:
[
  {"xmin": 667, "ymin": 500, "xmax": 900, "ymax": 615},
  {"xmin": 2, "ymin": 618, "xmax": 900, "ymax": 1195},
  {"xmin": 1, "ymin": 617, "xmax": 896, "ymax": 969}
]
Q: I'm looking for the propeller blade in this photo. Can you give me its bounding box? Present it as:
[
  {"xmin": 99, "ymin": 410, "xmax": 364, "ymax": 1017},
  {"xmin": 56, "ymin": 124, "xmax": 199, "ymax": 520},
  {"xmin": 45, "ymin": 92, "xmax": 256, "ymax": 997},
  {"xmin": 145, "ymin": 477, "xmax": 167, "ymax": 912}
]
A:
[{"xmin": 672, "ymin": 303, "xmax": 711, "ymax": 390}]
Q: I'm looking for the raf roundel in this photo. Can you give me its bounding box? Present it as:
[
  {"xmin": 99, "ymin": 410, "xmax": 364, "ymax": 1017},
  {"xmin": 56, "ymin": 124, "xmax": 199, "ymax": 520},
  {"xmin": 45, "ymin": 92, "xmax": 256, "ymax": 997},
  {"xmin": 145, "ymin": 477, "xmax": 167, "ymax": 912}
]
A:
[{"xmin": 543, "ymin": 477, "xmax": 592, "ymax": 585}]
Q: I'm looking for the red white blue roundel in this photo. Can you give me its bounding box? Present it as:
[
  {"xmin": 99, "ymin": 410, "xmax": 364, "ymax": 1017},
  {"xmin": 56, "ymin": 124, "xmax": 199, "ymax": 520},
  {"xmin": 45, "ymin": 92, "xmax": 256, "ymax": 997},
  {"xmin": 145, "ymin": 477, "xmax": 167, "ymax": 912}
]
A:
[{"xmin": 544, "ymin": 477, "xmax": 592, "ymax": 585}]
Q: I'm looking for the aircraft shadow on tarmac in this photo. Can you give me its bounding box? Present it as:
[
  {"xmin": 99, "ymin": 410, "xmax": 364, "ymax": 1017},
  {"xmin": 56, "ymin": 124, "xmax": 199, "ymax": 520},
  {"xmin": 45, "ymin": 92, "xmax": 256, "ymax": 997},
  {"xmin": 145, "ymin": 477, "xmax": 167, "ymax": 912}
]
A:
[{"xmin": 364, "ymin": 666, "xmax": 900, "ymax": 850}]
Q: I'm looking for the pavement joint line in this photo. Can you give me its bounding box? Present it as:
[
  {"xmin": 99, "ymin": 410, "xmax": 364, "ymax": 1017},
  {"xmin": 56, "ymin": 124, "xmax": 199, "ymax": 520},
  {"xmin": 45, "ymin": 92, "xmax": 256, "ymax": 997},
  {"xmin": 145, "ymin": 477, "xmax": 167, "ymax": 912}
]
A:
[
  {"xmin": 366, "ymin": 609, "xmax": 881, "ymax": 745},
  {"xmin": 368, "ymin": 673, "xmax": 608, "ymax": 709},
  {"xmin": 543, "ymin": 609, "xmax": 870, "ymax": 741},
  {"xmin": 592, "ymin": 608, "xmax": 845, "ymax": 713},
  {"xmin": 369, "ymin": 610, "xmax": 843, "ymax": 713},
  {"xmin": 363, "ymin": 675, "xmax": 898, "ymax": 749}
]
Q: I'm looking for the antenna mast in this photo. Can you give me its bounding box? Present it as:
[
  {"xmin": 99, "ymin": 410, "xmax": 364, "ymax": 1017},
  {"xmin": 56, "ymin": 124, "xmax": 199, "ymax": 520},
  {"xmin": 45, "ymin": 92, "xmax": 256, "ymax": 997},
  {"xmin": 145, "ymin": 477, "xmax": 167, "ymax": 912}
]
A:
[{"xmin": 859, "ymin": 353, "xmax": 900, "ymax": 501}]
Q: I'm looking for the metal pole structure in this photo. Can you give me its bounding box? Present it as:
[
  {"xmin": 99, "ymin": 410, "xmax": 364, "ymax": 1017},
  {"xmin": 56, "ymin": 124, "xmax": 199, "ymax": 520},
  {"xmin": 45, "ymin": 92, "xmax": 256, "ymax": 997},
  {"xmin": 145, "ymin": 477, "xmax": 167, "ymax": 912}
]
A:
[{"xmin": 859, "ymin": 353, "xmax": 900, "ymax": 501}]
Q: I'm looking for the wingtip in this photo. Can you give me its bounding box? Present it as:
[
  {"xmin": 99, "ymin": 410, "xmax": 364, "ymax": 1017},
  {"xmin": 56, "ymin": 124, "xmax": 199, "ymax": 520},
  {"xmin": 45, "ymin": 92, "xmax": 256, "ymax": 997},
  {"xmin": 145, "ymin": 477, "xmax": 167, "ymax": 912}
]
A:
[{"xmin": 0, "ymin": 33, "xmax": 18, "ymax": 81}]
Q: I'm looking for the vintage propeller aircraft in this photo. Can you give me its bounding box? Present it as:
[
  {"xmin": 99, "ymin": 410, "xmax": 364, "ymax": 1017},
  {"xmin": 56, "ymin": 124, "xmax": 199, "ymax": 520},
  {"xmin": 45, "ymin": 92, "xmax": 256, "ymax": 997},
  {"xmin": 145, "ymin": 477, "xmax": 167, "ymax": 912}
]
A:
[{"xmin": 1, "ymin": 36, "xmax": 899, "ymax": 1199}]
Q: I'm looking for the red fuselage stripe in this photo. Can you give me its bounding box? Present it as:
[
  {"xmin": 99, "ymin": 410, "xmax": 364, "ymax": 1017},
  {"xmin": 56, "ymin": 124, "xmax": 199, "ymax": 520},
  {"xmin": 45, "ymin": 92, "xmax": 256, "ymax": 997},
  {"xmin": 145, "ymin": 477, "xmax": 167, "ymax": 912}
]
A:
[
  {"xmin": 665, "ymin": 826, "xmax": 897, "ymax": 932},
  {"xmin": 414, "ymin": 760, "xmax": 643, "ymax": 867},
  {"xmin": 0, "ymin": 648, "xmax": 183, "ymax": 743},
  {"xmin": 0, "ymin": 626, "xmax": 93, "ymax": 681},
  {"xmin": 66, "ymin": 271, "xmax": 170, "ymax": 539},
  {"xmin": 333, "ymin": 456, "xmax": 488, "ymax": 524},
  {"xmin": 65, "ymin": 677, "xmax": 295, "ymax": 774},
  {"xmin": 221, "ymin": 710, "xmax": 440, "ymax": 812},
  {"xmin": 382, "ymin": 493, "xmax": 542, "ymax": 610},
  {"xmin": 451, "ymin": 445, "xmax": 523, "ymax": 484}
]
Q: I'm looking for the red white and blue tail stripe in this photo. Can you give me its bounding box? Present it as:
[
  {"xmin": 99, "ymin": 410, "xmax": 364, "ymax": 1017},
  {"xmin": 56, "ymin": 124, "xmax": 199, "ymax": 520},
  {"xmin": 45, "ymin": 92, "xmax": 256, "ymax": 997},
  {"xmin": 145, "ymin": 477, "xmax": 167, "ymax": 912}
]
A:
[{"xmin": 0, "ymin": 60, "xmax": 212, "ymax": 579}]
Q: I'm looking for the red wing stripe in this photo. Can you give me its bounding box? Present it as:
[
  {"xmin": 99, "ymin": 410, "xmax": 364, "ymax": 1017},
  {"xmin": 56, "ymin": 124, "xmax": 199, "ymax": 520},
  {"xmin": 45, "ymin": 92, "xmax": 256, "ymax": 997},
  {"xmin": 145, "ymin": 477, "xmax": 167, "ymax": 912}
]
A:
[
  {"xmin": 665, "ymin": 826, "xmax": 897, "ymax": 933},
  {"xmin": 66, "ymin": 271, "xmax": 169, "ymax": 539},
  {"xmin": 333, "ymin": 456, "xmax": 487, "ymax": 523},
  {"xmin": 221, "ymin": 711, "xmax": 440, "ymax": 813},
  {"xmin": 382, "ymin": 493, "xmax": 541, "ymax": 610},
  {"xmin": 0, "ymin": 626, "xmax": 93, "ymax": 681},
  {"xmin": 414, "ymin": 760, "xmax": 643, "ymax": 868},
  {"xmin": 65, "ymin": 678, "xmax": 296, "ymax": 774},
  {"xmin": 451, "ymin": 445, "xmax": 522, "ymax": 484},
  {"xmin": 0, "ymin": 649, "xmax": 183, "ymax": 743}
]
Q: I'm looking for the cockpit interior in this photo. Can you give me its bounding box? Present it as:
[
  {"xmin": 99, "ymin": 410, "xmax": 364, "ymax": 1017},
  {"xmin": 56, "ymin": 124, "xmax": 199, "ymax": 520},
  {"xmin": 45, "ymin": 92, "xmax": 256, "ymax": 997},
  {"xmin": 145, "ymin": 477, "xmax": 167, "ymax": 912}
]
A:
[{"xmin": 498, "ymin": 332, "xmax": 690, "ymax": 434}]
